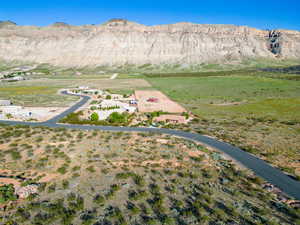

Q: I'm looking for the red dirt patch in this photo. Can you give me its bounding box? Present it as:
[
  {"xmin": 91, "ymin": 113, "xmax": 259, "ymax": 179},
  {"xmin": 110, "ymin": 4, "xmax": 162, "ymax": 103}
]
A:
[{"xmin": 135, "ymin": 90, "xmax": 186, "ymax": 113}]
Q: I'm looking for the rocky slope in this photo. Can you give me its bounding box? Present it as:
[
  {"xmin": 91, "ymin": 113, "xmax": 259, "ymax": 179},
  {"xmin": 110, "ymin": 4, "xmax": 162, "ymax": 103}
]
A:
[{"xmin": 0, "ymin": 19, "xmax": 299, "ymax": 67}]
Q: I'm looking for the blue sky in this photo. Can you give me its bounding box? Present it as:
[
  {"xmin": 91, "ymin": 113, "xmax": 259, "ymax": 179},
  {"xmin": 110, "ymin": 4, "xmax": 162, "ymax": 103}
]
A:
[{"xmin": 1, "ymin": 0, "xmax": 300, "ymax": 30}]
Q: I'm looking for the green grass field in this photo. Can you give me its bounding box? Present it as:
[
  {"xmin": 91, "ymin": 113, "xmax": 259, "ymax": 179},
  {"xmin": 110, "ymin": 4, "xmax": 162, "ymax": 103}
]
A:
[
  {"xmin": 0, "ymin": 86, "xmax": 78, "ymax": 107},
  {"xmin": 0, "ymin": 78, "xmax": 150, "ymax": 106},
  {"xmin": 147, "ymin": 75, "xmax": 300, "ymax": 178},
  {"xmin": 147, "ymin": 76, "xmax": 300, "ymax": 121}
]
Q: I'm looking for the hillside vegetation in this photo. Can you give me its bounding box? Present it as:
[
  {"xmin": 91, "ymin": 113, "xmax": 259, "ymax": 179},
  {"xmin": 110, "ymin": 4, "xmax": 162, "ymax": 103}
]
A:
[{"xmin": 0, "ymin": 125, "xmax": 299, "ymax": 225}]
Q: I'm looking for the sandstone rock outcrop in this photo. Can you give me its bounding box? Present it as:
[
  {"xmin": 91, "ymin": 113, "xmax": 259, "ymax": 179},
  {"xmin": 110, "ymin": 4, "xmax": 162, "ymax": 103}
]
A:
[{"xmin": 0, "ymin": 20, "xmax": 299, "ymax": 67}]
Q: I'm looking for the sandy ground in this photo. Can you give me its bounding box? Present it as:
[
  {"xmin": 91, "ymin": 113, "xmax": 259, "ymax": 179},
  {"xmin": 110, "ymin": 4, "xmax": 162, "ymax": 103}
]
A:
[
  {"xmin": 27, "ymin": 107, "xmax": 67, "ymax": 121},
  {"xmin": 0, "ymin": 107, "xmax": 67, "ymax": 122},
  {"xmin": 135, "ymin": 90, "xmax": 187, "ymax": 113},
  {"xmin": 0, "ymin": 178, "xmax": 21, "ymax": 189}
]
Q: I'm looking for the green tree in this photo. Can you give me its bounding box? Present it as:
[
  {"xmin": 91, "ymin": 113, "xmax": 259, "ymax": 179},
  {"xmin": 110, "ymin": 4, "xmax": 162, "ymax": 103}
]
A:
[
  {"xmin": 108, "ymin": 112, "xmax": 127, "ymax": 124},
  {"xmin": 90, "ymin": 112, "xmax": 99, "ymax": 121}
]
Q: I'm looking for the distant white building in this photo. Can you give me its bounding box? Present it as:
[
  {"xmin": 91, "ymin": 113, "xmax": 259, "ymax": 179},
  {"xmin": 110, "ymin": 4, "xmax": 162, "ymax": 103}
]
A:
[
  {"xmin": 0, "ymin": 100, "xmax": 11, "ymax": 106},
  {"xmin": 99, "ymin": 100, "xmax": 122, "ymax": 108},
  {"xmin": 0, "ymin": 106, "xmax": 23, "ymax": 113},
  {"xmin": 78, "ymin": 86, "xmax": 89, "ymax": 90},
  {"xmin": 99, "ymin": 100, "xmax": 136, "ymax": 113},
  {"xmin": 93, "ymin": 100, "xmax": 136, "ymax": 120},
  {"xmin": 2, "ymin": 76, "xmax": 25, "ymax": 82},
  {"xmin": 110, "ymin": 94, "xmax": 123, "ymax": 99},
  {"xmin": 0, "ymin": 106, "xmax": 46, "ymax": 120},
  {"xmin": 12, "ymin": 76, "xmax": 25, "ymax": 81}
]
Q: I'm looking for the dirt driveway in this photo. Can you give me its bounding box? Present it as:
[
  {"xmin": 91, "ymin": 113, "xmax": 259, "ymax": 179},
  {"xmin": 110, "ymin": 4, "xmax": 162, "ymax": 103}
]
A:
[{"xmin": 135, "ymin": 90, "xmax": 186, "ymax": 113}]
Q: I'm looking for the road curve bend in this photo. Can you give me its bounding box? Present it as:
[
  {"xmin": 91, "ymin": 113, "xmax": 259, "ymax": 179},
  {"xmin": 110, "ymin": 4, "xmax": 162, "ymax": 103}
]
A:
[{"xmin": 0, "ymin": 91, "xmax": 300, "ymax": 200}]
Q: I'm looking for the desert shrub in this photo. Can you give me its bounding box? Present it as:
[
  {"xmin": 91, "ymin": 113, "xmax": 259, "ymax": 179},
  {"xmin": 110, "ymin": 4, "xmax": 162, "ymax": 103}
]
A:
[
  {"xmin": 68, "ymin": 195, "xmax": 84, "ymax": 211},
  {"xmin": 72, "ymin": 172, "xmax": 80, "ymax": 178},
  {"xmin": 15, "ymin": 207, "xmax": 31, "ymax": 222},
  {"xmin": 86, "ymin": 166, "xmax": 96, "ymax": 173},
  {"xmin": 57, "ymin": 166, "xmax": 67, "ymax": 174},
  {"xmin": 132, "ymin": 174, "xmax": 145, "ymax": 187},
  {"xmin": 101, "ymin": 168, "xmax": 110, "ymax": 174},
  {"xmin": 67, "ymin": 192, "xmax": 76, "ymax": 202},
  {"xmin": 62, "ymin": 180, "xmax": 69, "ymax": 189},
  {"xmin": 149, "ymin": 183, "xmax": 160, "ymax": 194},
  {"xmin": 72, "ymin": 166, "xmax": 81, "ymax": 171},
  {"xmin": 47, "ymin": 183, "xmax": 56, "ymax": 193},
  {"xmin": 94, "ymin": 194, "xmax": 105, "ymax": 205},
  {"xmin": 111, "ymin": 184, "xmax": 121, "ymax": 192},
  {"xmin": 189, "ymin": 155, "xmax": 205, "ymax": 162},
  {"xmin": 127, "ymin": 201, "xmax": 141, "ymax": 215},
  {"xmin": 0, "ymin": 184, "xmax": 17, "ymax": 203},
  {"xmin": 10, "ymin": 150, "xmax": 22, "ymax": 160},
  {"xmin": 115, "ymin": 172, "xmax": 133, "ymax": 179},
  {"xmin": 161, "ymin": 216, "xmax": 176, "ymax": 225},
  {"xmin": 128, "ymin": 189, "xmax": 148, "ymax": 201}
]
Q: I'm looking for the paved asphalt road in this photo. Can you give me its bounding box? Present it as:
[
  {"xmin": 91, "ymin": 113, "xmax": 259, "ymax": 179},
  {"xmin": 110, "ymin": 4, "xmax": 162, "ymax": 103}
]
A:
[{"xmin": 1, "ymin": 91, "xmax": 300, "ymax": 200}]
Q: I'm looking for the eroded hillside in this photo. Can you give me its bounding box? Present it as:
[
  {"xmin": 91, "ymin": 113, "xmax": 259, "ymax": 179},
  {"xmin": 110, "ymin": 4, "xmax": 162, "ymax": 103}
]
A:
[{"xmin": 0, "ymin": 19, "xmax": 300, "ymax": 67}]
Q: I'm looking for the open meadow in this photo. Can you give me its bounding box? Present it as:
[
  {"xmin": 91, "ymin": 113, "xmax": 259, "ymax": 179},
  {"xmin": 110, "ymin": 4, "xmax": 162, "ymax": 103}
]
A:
[
  {"xmin": 0, "ymin": 78, "xmax": 150, "ymax": 107},
  {"xmin": 147, "ymin": 72, "xmax": 300, "ymax": 179}
]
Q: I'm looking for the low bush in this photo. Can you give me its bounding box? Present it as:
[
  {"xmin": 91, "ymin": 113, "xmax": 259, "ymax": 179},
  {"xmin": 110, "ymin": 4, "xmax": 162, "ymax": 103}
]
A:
[{"xmin": 0, "ymin": 184, "xmax": 17, "ymax": 203}]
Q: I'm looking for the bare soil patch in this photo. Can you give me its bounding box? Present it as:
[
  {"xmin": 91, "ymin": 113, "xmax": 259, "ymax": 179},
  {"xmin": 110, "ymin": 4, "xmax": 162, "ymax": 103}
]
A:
[{"xmin": 135, "ymin": 90, "xmax": 186, "ymax": 113}]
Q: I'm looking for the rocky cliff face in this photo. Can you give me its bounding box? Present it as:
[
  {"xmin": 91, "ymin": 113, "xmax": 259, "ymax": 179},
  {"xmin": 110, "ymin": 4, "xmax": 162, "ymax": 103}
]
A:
[{"xmin": 0, "ymin": 20, "xmax": 299, "ymax": 67}]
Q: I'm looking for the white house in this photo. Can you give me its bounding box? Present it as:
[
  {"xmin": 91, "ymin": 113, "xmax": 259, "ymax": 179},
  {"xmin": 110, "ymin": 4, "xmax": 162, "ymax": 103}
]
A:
[
  {"xmin": 99, "ymin": 100, "xmax": 122, "ymax": 108},
  {"xmin": 0, "ymin": 106, "xmax": 22, "ymax": 113},
  {"xmin": 99, "ymin": 100, "xmax": 136, "ymax": 112},
  {"xmin": 78, "ymin": 86, "xmax": 89, "ymax": 90},
  {"xmin": 94, "ymin": 100, "xmax": 136, "ymax": 120},
  {"xmin": 0, "ymin": 100, "xmax": 11, "ymax": 106}
]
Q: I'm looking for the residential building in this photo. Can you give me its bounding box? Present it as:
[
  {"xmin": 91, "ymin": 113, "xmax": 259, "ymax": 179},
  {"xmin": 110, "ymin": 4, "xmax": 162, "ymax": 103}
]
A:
[{"xmin": 0, "ymin": 100, "xmax": 12, "ymax": 106}]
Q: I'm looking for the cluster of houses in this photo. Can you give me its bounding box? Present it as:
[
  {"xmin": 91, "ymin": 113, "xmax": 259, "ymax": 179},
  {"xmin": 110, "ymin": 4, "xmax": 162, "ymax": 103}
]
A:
[
  {"xmin": 0, "ymin": 99, "xmax": 58, "ymax": 121},
  {"xmin": 0, "ymin": 65, "xmax": 39, "ymax": 82},
  {"xmin": 68, "ymin": 87, "xmax": 138, "ymax": 121},
  {"xmin": 92, "ymin": 99, "xmax": 137, "ymax": 120},
  {"xmin": 68, "ymin": 87, "xmax": 189, "ymax": 125},
  {"xmin": 0, "ymin": 100, "xmax": 28, "ymax": 120},
  {"xmin": 0, "ymin": 86, "xmax": 190, "ymax": 125},
  {"xmin": 0, "ymin": 101, "xmax": 35, "ymax": 120}
]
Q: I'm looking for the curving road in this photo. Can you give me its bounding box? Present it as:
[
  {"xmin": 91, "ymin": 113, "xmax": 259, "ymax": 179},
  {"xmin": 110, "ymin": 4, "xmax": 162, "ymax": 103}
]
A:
[{"xmin": 1, "ymin": 91, "xmax": 300, "ymax": 200}]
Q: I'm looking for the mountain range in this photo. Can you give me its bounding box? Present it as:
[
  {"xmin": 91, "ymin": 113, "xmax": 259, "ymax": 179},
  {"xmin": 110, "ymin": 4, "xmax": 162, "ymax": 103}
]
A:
[{"xmin": 0, "ymin": 19, "xmax": 299, "ymax": 67}]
